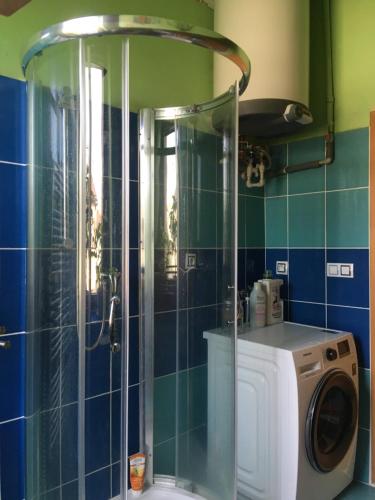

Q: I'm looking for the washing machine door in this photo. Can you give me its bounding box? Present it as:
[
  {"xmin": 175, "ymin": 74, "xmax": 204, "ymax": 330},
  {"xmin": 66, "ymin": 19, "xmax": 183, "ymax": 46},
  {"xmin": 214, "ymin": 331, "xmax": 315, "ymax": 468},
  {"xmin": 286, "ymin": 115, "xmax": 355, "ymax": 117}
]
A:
[{"xmin": 305, "ymin": 368, "xmax": 358, "ymax": 473}]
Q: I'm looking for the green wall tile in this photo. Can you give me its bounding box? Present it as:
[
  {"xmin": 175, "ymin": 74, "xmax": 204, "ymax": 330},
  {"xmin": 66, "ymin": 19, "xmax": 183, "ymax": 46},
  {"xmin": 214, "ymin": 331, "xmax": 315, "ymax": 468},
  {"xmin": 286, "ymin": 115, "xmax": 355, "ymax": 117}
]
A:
[
  {"xmin": 288, "ymin": 167, "xmax": 325, "ymax": 195},
  {"xmin": 288, "ymin": 136, "xmax": 325, "ymax": 194},
  {"xmin": 188, "ymin": 130, "xmax": 217, "ymax": 191},
  {"xmin": 265, "ymin": 197, "xmax": 287, "ymax": 247},
  {"xmin": 327, "ymin": 189, "xmax": 368, "ymax": 247},
  {"xmin": 288, "ymin": 136, "xmax": 325, "ymax": 166},
  {"xmin": 177, "ymin": 366, "xmax": 207, "ymax": 434},
  {"xmin": 217, "ymin": 192, "xmax": 234, "ymax": 249},
  {"xmin": 289, "ymin": 193, "xmax": 325, "ymax": 247},
  {"xmin": 180, "ymin": 189, "xmax": 216, "ymax": 248},
  {"xmin": 238, "ymin": 195, "xmax": 246, "ymax": 248},
  {"xmin": 154, "ymin": 374, "xmax": 176, "ymax": 445},
  {"xmin": 359, "ymin": 368, "xmax": 370, "ymax": 430},
  {"xmin": 245, "ymin": 196, "xmax": 265, "ymax": 248},
  {"xmin": 154, "ymin": 438, "xmax": 175, "ymax": 476},
  {"xmin": 354, "ymin": 428, "xmax": 370, "ymax": 483},
  {"xmin": 327, "ymin": 128, "xmax": 369, "ymax": 190},
  {"xmin": 265, "ymin": 175, "xmax": 287, "ymax": 197}
]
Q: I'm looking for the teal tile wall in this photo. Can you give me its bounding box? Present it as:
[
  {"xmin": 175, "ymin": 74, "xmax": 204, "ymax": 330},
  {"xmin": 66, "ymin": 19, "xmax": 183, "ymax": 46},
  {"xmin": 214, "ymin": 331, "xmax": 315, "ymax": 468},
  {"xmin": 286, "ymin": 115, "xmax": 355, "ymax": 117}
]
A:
[
  {"xmin": 289, "ymin": 193, "xmax": 325, "ymax": 247},
  {"xmin": 265, "ymin": 197, "xmax": 287, "ymax": 247},
  {"xmin": 238, "ymin": 192, "xmax": 265, "ymax": 249},
  {"xmin": 265, "ymin": 128, "xmax": 371, "ymax": 485},
  {"xmin": 327, "ymin": 189, "xmax": 369, "ymax": 247}
]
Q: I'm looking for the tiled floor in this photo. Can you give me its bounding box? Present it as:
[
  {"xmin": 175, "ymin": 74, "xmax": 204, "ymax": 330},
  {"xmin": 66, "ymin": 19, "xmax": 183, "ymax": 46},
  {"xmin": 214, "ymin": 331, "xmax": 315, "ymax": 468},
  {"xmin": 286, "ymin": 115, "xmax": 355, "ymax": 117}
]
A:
[{"xmin": 336, "ymin": 481, "xmax": 375, "ymax": 499}]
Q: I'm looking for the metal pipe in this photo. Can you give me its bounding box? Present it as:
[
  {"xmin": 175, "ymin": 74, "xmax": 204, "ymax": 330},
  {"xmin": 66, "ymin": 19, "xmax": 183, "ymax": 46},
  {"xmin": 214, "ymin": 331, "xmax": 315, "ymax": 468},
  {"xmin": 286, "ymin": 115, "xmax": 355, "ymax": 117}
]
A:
[{"xmin": 267, "ymin": 0, "xmax": 335, "ymax": 179}]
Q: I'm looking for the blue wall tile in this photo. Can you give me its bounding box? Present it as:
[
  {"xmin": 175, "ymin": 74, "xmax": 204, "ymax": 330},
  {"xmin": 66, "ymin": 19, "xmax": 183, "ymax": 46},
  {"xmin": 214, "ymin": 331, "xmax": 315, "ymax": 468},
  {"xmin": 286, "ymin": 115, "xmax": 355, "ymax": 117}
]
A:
[
  {"xmin": 327, "ymin": 306, "xmax": 369, "ymax": 368},
  {"xmin": 62, "ymin": 481, "xmax": 78, "ymax": 500},
  {"xmin": 128, "ymin": 317, "xmax": 139, "ymax": 387},
  {"xmin": 112, "ymin": 462, "xmax": 120, "ymax": 498},
  {"xmin": 61, "ymin": 326, "xmax": 78, "ymax": 406},
  {"xmin": 0, "ymin": 164, "xmax": 26, "ymax": 247},
  {"xmin": 128, "ymin": 385, "xmax": 140, "ymax": 457},
  {"xmin": 288, "ymin": 301, "xmax": 326, "ymax": 328},
  {"xmin": 129, "ymin": 249, "xmax": 139, "ymax": 317},
  {"xmin": 154, "ymin": 311, "xmax": 177, "ymax": 377},
  {"xmin": 112, "ymin": 390, "xmax": 121, "ymax": 464},
  {"xmin": 85, "ymin": 395, "xmax": 110, "ymax": 473},
  {"xmin": 39, "ymin": 409, "xmax": 61, "ymax": 493},
  {"xmin": 85, "ymin": 323, "xmax": 110, "ymax": 398},
  {"xmin": 186, "ymin": 249, "xmax": 216, "ymax": 308},
  {"xmin": 245, "ymin": 248, "xmax": 265, "ymax": 288},
  {"xmin": 61, "ymin": 403, "xmax": 78, "ymax": 485},
  {"xmin": 289, "ymin": 249, "xmax": 325, "ymax": 303},
  {"xmin": 0, "ymin": 334, "xmax": 25, "ymax": 421},
  {"xmin": 0, "ymin": 418, "xmax": 25, "ymax": 500},
  {"xmin": 130, "ymin": 180, "xmax": 139, "ymax": 249},
  {"xmin": 0, "ymin": 76, "xmax": 26, "ymax": 164},
  {"xmin": 0, "ymin": 250, "xmax": 26, "ymax": 333},
  {"xmin": 327, "ymin": 249, "xmax": 369, "ymax": 308},
  {"xmin": 85, "ymin": 466, "xmax": 111, "ymax": 500},
  {"xmin": 237, "ymin": 249, "xmax": 246, "ymax": 290}
]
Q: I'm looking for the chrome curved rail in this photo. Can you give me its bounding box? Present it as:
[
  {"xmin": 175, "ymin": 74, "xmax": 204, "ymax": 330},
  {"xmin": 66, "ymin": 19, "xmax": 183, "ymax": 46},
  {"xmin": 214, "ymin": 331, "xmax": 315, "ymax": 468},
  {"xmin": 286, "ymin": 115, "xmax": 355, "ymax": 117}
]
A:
[{"xmin": 22, "ymin": 14, "xmax": 250, "ymax": 95}]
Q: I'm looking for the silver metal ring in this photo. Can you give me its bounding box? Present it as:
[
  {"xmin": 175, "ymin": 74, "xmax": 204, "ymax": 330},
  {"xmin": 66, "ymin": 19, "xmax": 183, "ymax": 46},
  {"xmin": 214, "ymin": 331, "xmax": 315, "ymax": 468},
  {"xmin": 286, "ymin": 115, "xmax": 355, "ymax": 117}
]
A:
[{"xmin": 22, "ymin": 14, "xmax": 250, "ymax": 95}]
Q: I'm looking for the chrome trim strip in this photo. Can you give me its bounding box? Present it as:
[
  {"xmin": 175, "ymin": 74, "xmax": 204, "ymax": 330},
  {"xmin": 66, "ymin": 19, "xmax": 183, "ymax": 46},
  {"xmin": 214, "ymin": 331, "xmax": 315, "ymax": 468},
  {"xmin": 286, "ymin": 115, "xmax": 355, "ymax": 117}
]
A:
[
  {"xmin": 154, "ymin": 86, "xmax": 236, "ymax": 119},
  {"xmin": 120, "ymin": 38, "xmax": 130, "ymax": 499},
  {"xmin": 77, "ymin": 38, "xmax": 87, "ymax": 500},
  {"xmin": 22, "ymin": 14, "xmax": 250, "ymax": 96},
  {"xmin": 233, "ymin": 80, "xmax": 239, "ymax": 500},
  {"xmin": 139, "ymin": 107, "xmax": 155, "ymax": 488}
]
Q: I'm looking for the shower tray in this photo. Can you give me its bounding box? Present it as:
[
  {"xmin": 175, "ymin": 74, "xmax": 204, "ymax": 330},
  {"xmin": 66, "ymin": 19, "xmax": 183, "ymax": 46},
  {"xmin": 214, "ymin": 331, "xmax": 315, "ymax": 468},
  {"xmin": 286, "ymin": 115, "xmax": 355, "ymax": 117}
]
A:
[{"xmin": 112, "ymin": 484, "xmax": 206, "ymax": 499}]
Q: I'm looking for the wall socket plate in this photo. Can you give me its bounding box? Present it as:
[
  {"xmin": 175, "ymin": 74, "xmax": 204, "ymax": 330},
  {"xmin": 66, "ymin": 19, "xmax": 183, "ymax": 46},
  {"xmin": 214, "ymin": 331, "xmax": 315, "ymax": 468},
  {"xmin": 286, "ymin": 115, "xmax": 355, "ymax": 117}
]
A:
[
  {"xmin": 326, "ymin": 263, "xmax": 354, "ymax": 278},
  {"xmin": 276, "ymin": 261, "xmax": 288, "ymax": 275},
  {"xmin": 185, "ymin": 253, "xmax": 197, "ymax": 270}
]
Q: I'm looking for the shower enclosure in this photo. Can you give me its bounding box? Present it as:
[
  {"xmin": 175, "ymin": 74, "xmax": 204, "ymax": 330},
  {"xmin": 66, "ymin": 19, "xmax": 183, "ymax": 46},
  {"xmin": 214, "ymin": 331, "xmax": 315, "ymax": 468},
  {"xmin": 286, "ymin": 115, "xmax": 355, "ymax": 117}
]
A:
[{"xmin": 23, "ymin": 15, "xmax": 249, "ymax": 500}]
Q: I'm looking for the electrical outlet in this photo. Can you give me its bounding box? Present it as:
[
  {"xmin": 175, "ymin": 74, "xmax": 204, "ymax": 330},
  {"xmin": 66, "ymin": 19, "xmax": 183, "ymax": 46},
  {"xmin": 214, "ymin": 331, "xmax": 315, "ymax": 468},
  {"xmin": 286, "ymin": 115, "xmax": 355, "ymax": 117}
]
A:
[
  {"xmin": 327, "ymin": 263, "xmax": 354, "ymax": 278},
  {"xmin": 185, "ymin": 253, "xmax": 196, "ymax": 270},
  {"xmin": 276, "ymin": 261, "xmax": 288, "ymax": 275}
]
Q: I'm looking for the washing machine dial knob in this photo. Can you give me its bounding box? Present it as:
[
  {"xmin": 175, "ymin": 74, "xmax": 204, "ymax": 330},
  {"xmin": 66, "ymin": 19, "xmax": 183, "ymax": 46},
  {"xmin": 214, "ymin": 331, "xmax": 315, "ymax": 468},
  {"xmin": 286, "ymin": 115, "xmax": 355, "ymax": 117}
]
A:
[{"xmin": 326, "ymin": 348, "xmax": 338, "ymax": 361}]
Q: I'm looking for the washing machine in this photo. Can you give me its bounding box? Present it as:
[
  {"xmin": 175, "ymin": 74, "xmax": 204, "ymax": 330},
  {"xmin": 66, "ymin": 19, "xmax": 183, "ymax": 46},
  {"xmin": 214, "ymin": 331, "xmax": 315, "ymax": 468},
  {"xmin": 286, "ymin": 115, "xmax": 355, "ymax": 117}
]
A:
[{"xmin": 235, "ymin": 322, "xmax": 358, "ymax": 500}]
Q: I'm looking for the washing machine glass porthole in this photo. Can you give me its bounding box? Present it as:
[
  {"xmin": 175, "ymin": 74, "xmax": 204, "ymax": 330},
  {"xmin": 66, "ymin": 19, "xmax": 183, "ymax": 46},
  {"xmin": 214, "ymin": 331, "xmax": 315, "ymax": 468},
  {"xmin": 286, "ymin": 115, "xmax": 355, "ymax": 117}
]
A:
[{"xmin": 305, "ymin": 369, "xmax": 358, "ymax": 473}]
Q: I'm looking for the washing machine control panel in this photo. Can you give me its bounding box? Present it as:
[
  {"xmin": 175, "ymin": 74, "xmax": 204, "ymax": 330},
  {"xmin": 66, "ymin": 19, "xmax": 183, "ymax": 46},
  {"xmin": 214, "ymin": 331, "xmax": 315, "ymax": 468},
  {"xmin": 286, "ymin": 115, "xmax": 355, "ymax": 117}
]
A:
[
  {"xmin": 325, "ymin": 340, "xmax": 351, "ymax": 361},
  {"xmin": 326, "ymin": 347, "xmax": 338, "ymax": 361}
]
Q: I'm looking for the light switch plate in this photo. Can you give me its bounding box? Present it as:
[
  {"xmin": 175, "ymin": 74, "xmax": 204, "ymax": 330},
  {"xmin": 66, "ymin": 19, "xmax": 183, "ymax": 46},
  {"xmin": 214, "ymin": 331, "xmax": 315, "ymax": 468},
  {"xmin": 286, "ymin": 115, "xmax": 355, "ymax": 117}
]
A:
[
  {"xmin": 276, "ymin": 261, "xmax": 288, "ymax": 275},
  {"xmin": 327, "ymin": 263, "xmax": 354, "ymax": 278}
]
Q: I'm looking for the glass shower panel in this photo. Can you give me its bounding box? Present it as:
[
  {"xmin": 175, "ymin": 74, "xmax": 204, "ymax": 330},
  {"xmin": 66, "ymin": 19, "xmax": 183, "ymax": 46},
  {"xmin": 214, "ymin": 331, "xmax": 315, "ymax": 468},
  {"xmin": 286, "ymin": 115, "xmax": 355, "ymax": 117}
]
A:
[
  {"xmin": 26, "ymin": 35, "xmax": 129, "ymax": 500},
  {"xmin": 26, "ymin": 40, "xmax": 80, "ymax": 500},
  {"xmin": 141, "ymin": 87, "xmax": 238, "ymax": 500}
]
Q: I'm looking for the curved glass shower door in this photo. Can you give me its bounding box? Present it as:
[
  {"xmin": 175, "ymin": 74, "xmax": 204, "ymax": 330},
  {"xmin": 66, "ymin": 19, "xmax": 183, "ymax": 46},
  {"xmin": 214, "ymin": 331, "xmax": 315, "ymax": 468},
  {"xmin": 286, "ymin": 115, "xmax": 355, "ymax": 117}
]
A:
[
  {"xmin": 24, "ymin": 14, "xmax": 248, "ymax": 500},
  {"xmin": 25, "ymin": 36, "xmax": 129, "ymax": 500},
  {"xmin": 140, "ymin": 88, "xmax": 238, "ymax": 499}
]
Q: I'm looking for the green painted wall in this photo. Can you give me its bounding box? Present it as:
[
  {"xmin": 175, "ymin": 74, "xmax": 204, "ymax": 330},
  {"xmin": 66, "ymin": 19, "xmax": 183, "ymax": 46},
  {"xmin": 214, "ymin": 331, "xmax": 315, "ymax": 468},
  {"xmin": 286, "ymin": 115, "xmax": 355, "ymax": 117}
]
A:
[
  {"xmin": 0, "ymin": 0, "xmax": 213, "ymax": 109},
  {"xmin": 331, "ymin": 0, "xmax": 375, "ymax": 132},
  {"xmin": 294, "ymin": 0, "xmax": 375, "ymax": 139},
  {"xmin": 2, "ymin": 0, "xmax": 375, "ymax": 128}
]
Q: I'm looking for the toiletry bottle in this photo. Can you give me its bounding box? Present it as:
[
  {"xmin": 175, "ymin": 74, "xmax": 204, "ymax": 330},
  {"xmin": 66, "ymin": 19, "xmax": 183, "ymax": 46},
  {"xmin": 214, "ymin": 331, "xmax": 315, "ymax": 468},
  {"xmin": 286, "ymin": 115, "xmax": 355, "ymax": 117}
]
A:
[
  {"xmin": 250, "ymin": 282, "xmax": 266, "ymax": 328},
  {"xmin": 259, "ymin": 275, "xmax": 283, "ymax": 325}
]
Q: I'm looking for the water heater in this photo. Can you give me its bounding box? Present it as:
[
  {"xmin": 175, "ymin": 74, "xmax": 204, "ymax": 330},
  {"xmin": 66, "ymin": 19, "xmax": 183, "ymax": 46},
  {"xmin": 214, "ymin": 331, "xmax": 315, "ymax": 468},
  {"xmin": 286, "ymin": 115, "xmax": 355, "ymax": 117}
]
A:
[{"xmin": 214, "ymin": 0, "xmax": 312, "ymax": 137}]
